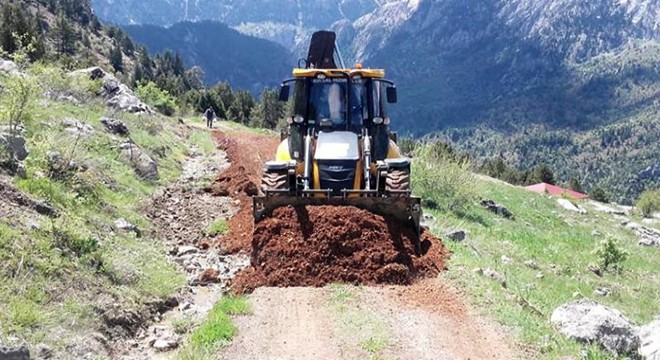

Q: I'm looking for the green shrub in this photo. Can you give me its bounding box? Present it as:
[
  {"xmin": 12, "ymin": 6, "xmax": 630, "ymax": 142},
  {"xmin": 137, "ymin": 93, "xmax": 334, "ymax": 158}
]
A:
[
  {"xmin": 136, "ymin": 82, "xmax": 178, "ymax": 116},
  {"xmin": 412, "ymin": 142, "xmax": 479, "ymax": 214},
  {"xmin": 637, "ymin": 190, "xmax": 660, "ymax": 218},
  {"xmin": 592, "ymin": 238, "xmax": 629, "ymax": 274},
  {"xmin": 589, "ymin": 187, "xmax": 609, "ymax": 203}
]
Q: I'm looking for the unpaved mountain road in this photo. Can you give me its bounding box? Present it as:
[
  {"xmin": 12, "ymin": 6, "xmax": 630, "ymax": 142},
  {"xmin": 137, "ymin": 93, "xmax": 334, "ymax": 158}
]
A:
[
  {"xmin": 206, "ymin": 125, "xmax": 520, "ymax": 359},
  {"xmin": 220, "ymin": 279, "xmax": 518, "ymax": 360}
]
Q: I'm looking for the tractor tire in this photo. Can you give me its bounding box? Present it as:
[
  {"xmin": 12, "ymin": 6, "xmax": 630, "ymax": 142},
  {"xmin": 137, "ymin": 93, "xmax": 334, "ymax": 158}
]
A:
[
  {"xmin": 261, "ymin": 171, "xmax": 288, "ymax": 195},
  {"xmin": 386, "ymin": 168, "xmax": 410, "ymax": 195}
]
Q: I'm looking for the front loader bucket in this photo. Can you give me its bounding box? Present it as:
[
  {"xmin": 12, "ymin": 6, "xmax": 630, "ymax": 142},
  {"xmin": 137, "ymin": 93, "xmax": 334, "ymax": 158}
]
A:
[{"xmin": 253, "ymin": 195, "xmax": 423, "ymax": 253}]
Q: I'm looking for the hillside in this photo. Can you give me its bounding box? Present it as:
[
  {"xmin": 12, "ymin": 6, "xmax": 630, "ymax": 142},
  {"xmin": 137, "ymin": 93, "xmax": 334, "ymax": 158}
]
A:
[
  {"xmin": 123, "ymin": 21, "xmax": 292, "ymax": 94},
  {"xmin": 1, "ymin": 58, "xmax": 659, "ymax": 359}
]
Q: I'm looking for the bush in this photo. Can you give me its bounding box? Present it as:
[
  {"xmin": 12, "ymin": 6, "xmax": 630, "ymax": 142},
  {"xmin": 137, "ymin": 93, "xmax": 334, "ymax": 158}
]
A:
[
  {"xmin": 589, "ymin": 187, "xmax": 609, "ymax": 203},
  {"xmin": 412, "ymin": 142, "xmax": 479, "ymax": 214},
  {"xmin": 637, "ymin": 190, "xmax": 660, "ymax": 218},
  {"xmin": 0, "ymin": 73, "xmax": 38, "ymax": 132},
  {"xmin": 136, "ymin": 82, "xmax": 178, "ymax": 116},
  {"xmin": 592, "ymin": 238, "xmax": 629, "ymax": 274}
]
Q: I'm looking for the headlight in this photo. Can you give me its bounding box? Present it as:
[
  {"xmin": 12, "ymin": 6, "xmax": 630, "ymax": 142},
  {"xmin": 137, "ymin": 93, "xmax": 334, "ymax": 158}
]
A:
[
  {"xmin": 294, "ymin": 115, "xmax": 305, "ymax": 124},
  {"xmin": 373, "ymin": 117, "xmax": 384, "ymax": 125}
]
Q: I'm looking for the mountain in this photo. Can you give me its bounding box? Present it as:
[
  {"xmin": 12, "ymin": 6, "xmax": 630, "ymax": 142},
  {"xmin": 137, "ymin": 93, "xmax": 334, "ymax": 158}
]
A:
[
  {"xmin": 90, "ymin": 0, "xmax": 660, "ymax": 200},
  {"xmin": 124, "ymin": 21, "xmax": 292, "ymax": 93},
  {"xmin": 91, "ymin": 0, "xmax": 387, "ymax": 57}
]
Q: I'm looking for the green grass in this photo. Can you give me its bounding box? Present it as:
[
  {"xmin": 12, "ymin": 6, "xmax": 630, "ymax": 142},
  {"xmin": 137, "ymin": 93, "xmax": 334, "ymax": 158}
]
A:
[
  {"xmin": 0, "ymin": 64, "xmax": 194, "ymax": 350},
  {"xmin": 205, "ymin": 219, "xmax": 229, "ymax": 237},
  {"xmin": 425, "ymin": 178, "xmax": 660, "ymax": 359},
  {"xmin": 177, "ymin": 296, "xmax": 251, "ymax": 359}
]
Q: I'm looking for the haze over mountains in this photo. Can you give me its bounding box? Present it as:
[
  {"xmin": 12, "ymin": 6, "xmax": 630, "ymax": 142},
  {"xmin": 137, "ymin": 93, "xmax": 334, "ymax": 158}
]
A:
[{"xmin": 91, "ymin": 0, "xmax": 660, "ymax": 200}]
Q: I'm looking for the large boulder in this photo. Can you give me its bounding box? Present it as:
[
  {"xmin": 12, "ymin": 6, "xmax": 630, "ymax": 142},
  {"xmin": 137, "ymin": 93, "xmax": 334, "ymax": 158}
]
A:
[
  {"xmin": 61, "ymin": 118, "xmax": 95, "ymax": 138},
  {"xmin": 557, "ymin": 198, "xmax": 587, "ymax": 214},
  {"xmin": 69, "ymin": 67, "xmax": 152, "ymax": 114},
  {"xmin": 625, "ymin": 222, "xmax": 660, "ymax": 247},
  {"xmin": 551, "ymin": 299, "xmax": 640, "ymax": 356},
  {"xmin": 0, "ymin": 345, "xmax": 30, "ymax": 360},
  {"xmin": 119, "ymin": 142, "xmax": 158, "ymax": 180},
  {"xmin": 0, "ymin": 58, "xmax": 23, "ymax": 76},
  {"xmin": 639, "ymin": 316, "xmax": 660, "ymax": 359},
  {"xmin": 0, "ymin": 133, "xmax": 28, "ymax": 161}
]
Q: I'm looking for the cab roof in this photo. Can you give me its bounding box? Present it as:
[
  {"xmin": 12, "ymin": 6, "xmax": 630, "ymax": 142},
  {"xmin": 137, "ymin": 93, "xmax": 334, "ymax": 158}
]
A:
[{"xmin": 292, "ymin": 68, "xmax": 385, "ymax": 79}]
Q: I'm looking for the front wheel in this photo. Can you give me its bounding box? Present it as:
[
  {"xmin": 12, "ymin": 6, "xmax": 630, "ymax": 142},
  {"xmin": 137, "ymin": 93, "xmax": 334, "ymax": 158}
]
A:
[
  {"xmin": 261, "ymin": 171, "xmax": 288, "ymax": 195},
  {"xmin": 385, "ymin": 168, "xmax": 410, "ymax": 196}
]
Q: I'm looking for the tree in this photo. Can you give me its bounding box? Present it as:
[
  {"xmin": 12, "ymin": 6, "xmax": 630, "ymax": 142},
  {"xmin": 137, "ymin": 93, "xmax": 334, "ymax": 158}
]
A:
[
  {"xmin": 637, "ymin": 190, "xmax": 660, "ymax": 218},
  {"xmin": 250, "ymin": 89, "xmax": 283, "ymax": 129},
  {"xmin": 529, "ymin": 164, "xmax": 556, "ymax": 185},
  {"xmin": 590, "ymin": 187, "xmax": 609, "ymax": 203},
  {"xmin": 52, "ymin": 12, "xmax": 77, "ymax": 56},
  {"xmin": 568, "ymin": 177, "xmax": 584, "ymax": 193},
  {"xmin": 109, "ymin": 41, "xmax": 123, "ymax": 73},
  {"xmin": 0, "ymin": 4, "xmax": 45, "ymax": 61}
]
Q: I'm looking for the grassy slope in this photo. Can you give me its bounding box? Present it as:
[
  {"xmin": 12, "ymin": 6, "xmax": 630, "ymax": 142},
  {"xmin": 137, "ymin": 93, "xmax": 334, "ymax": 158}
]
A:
[
  {"xmin": 0, "ymin": 65, "xmax": 218, "ymax": 350},
  {"xmin": 427, "ymin": 179, "xmax": 659, "ymax": 359}
]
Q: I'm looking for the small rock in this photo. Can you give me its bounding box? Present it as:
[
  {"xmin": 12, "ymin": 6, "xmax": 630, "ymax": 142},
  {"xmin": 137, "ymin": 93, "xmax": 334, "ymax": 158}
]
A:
[
  {"xmin": 177, "ymin": 246, "xmax": 199, "ymax": 257},
  {"xmin": 423, "ymin": 214, "xmax": 436, "ymax": 222},
  {"xmin": 446, "ymin": 230, "xmax": 466, "ymax": 242},
  {"xmin": 535, "ymin": 272, "xmax": 545, "ymax": 279},
  {"xmin": 36, "ymin": 343, "xmax": 53, "ymax": 359},
  {"xmin": 27, "ymin": 219, "xmax": 40, "ymax": 230},
  {"xmin": 152, "ymin": 339, "xmax": 178, "ymax": 352},
  {"xmin": 100, "ymin": 117, "xmax": 130, "ymax": 136},
  {"xmin": 591, "ymin": 229, "xmax": 602, "ymax": 236},
  {"xmin": 196, "ymin": 268, "xmax": 221, "ymax": 285},
  {"xmin": 482, "ymin": 268, "xmax": 506, "ymax": 288},
  {"xmin": 113, "ymin": 218, "xmax": 142, "ymax": 237},
  {"xmin": 480, "ymin": 199, "xmax": 514, "ymax": 219},
  {"xmin": 524, "ymin": 260, "xmax": 539, "ymax": 270},
  {"xmin": 551, "ymin": 299, "xmax": 639, "ymax": 356},
  {"xmin": 639, "ymin": 316, "xmax": 660, "ymax": 360},
  {"xmin": 501, "ymin": 255, "xmax": 513, "ymax": 265},
  {"xmin": 178, "ymin": 301, "xmax": 192, "ymax": 311},
  {"xmin": 594, "ymin": 287, "xmax": 611, "ymax": 297},
  {"xmin": 572, "ymin": 291, "xmax": 583, "ymax": 298}
]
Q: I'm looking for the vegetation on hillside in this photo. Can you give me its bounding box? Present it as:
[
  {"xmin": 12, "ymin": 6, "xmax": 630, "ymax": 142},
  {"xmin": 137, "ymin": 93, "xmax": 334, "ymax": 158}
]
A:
[
  {"xmin": 0, "ymin": 63, "xmax": 202, "ymax": 351},
  {"xmin": 412, "ymin": 141, "xmax": 660, "ymax": 359}
]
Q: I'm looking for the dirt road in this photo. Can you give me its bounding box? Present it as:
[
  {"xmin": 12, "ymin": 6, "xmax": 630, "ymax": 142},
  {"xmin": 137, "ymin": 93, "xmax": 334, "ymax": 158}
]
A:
[
  {"xmin": 221, "ymin": 279, "xmax": 517, "ymax": 360},
  {"xmin": 209, "ymin": 126, "xmax": 520, "ymax": 359}
]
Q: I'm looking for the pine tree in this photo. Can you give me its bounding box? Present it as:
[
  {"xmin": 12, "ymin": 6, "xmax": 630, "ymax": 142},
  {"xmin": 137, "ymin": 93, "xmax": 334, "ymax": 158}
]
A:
[
  {"xmin": 250, "ymin": 89, "xmax": 283, "ymax": 129},
  {"xmin": 109, "ymin": 41, "xmax": 123, "ymax": 73},
  {"xmin": 52, "ymin": 12, "xmax": 77, "ymax": 56}
]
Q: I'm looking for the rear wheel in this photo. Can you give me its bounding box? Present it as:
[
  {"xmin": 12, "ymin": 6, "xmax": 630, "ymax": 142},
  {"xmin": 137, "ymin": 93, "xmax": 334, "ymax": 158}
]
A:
[
  {"xmin": 261, "ymin": 171, "xmax": 288, "ymax": 195},
  {"xmin": 385, "ymin": 168, "xmax": 410, "ymax": 195}
]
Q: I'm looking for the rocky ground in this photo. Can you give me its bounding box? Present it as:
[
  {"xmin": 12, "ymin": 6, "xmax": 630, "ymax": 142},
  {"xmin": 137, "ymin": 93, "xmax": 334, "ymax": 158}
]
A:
[{"xmin": 115, "ymin": 141, "xmax": 250, "ymax": 359}]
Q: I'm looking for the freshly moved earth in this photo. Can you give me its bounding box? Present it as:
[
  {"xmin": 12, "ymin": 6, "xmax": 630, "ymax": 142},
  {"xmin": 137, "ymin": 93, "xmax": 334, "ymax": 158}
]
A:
[{"xmin": 233, "ymin": 205, "xmax": 448, "ymax": 292}]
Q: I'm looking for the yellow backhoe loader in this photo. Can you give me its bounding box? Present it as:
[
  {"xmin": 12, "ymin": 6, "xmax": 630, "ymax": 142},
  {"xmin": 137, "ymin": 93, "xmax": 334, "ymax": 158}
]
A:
[{"xmin": 253, "ymin": 30, "xmax": 423, "ymax": 251}]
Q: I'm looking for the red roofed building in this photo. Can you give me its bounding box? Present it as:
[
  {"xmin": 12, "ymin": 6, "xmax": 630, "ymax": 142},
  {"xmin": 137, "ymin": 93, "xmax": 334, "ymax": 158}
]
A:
[{"xmin": 524, "ymin": 183, "xmax": 589, "ymax": 200}]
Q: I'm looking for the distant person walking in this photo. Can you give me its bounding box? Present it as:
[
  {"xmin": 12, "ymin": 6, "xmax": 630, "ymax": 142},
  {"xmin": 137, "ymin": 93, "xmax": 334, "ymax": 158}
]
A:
[{"xmin": 204, "ymin": 107, "xmax": 216, "ymax": 128}]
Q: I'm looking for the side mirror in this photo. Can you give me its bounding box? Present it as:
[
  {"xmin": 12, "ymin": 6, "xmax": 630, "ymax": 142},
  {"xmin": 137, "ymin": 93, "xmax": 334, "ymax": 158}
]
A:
[
  {"xmin": 279, "ymin": 84, "xmax": 290, "ymax": 102},
  {"xmin": 386, "ymin": 86, "xmax": 398, "ymax": 104}
]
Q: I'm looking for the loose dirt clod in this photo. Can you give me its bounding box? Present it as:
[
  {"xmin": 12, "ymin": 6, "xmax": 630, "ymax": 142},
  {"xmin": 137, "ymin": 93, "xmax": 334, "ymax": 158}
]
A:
[{"xmin": 232, "ymin": 205, "xmax": 449, "ymax": 293}]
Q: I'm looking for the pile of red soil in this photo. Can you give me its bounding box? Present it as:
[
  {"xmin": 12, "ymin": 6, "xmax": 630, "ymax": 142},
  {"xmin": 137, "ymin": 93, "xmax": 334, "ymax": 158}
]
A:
[
  {"xmin": 209, "ymin": 132, "xmax": 279, "ymax": 253},
  {"xmin": 232, "ymin": 205, "xmax": 449, "ymax": 293}
]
